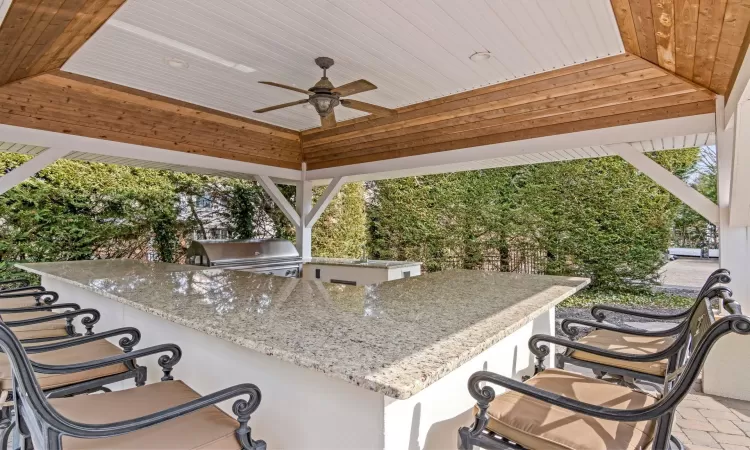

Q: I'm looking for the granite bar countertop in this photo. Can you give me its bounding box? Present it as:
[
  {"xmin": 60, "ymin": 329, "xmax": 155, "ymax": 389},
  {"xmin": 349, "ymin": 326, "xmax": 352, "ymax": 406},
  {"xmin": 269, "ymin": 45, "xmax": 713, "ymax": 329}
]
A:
[
  {"xmin": 18, "ymin": 260, "xmax": 589, "ymax": 399},
  {"xmin": 306, "ymin": 257, "xmax": 421, "ymax": 269}
]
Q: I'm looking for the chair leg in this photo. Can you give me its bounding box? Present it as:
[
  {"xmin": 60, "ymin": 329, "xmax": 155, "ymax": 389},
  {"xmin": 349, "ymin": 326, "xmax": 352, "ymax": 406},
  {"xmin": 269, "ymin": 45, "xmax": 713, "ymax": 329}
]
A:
[
  {"xmin": 457, "ymin": 426, "xmax": 473, "ymax": 450},
  {"xmin": 652, "ymin": 412, "xmax": 675, "ymax": 450},
  {"xmin": 0, "ymin": 420, "xmax": 13, "ymax": 450}
]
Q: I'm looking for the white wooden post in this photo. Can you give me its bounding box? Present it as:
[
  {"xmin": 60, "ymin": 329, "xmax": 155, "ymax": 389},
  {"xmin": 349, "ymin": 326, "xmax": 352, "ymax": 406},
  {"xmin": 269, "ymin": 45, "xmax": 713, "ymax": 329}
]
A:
[
  {"xmin": 296, "ymin": 164, "xmax": 313, "ymax": 260},
  {"xmin": 0, "ymin": 148, "xmax": 69, "ymax": 195},
  {"xmin": 703, "ymin": 95, "xmax": 750, "ymax": 401}
]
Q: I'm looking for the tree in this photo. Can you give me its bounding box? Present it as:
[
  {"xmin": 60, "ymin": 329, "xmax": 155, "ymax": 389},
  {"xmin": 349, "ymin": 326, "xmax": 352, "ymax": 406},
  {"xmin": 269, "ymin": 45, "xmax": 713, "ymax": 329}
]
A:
[
  {"xmin": 312, "ymin": 182, "xmax": 367, "ymax": 258},
  {"xmin": 368, "ymin": 148, "xmax": 701, "ymax": 290}
]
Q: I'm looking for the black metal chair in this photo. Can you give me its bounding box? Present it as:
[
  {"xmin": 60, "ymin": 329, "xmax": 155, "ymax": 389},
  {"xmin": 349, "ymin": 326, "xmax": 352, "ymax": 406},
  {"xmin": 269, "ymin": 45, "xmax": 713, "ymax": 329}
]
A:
[
  {"xmin": 0, "ymin": 320, "xmax": 266, "ymax": 450},
  {"xmin": 1, "ymin": 289, "xmax": 59, "ymax": 309},
  {"xmin": 457, "ymin": 297, "xmax": 747, "ymax": 450},
  {"xmin": 0, "ymin": 279, "xmax": 34, "ymax": 291},
  {"xmin": 586, "ymin": 268, "xmax": 730, "ymax": 327},
  {"xmin": 553, "ymin": 271, "xmax": 731, "ymax": 387},
  {"xmin": 0, "ymin": 328, "xmax": 181, "ymax": 448}
]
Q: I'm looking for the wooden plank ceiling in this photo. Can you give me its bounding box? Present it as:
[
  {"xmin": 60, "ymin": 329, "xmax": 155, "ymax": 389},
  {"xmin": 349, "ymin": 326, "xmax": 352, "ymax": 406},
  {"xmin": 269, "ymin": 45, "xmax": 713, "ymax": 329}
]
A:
[
  {"xmin": 0, "ymin": 0, "xmax": 302, "ymax": 168},
  {"xmin": 0, "ymin": 0, "xmax": 125, "ymax": 85},
  {"xmin": 0, "ymin": 71, "xmax": 301, "ymax": 168},
  {"xmin": 0, "ymin": 0, "xmax": 734, "ymax": 172},
  {"xmin": 301, "ymin": 54, "xmax": 715, "ymax": 170},
  {"xmin": 610, "ymin": 0, "xmax": 750, "ymax": 95}
]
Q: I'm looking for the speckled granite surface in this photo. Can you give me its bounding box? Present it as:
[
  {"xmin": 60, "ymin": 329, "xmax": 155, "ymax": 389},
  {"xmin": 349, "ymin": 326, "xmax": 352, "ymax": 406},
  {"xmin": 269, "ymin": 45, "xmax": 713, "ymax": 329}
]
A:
[
  {"xmin": 306, "ymin": 258, "xmax": 421, "ymax": 269},
  {"xmin": 18, "ymin": 260, "xmax": 589, "ymax": 399}
]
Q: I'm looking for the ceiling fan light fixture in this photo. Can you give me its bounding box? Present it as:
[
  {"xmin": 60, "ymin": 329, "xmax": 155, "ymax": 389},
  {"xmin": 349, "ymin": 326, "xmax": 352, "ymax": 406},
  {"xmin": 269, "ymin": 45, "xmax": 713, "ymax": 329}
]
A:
[{"xmin": 309, "ymin": 93, "xmax": 339, "ymax": 116}]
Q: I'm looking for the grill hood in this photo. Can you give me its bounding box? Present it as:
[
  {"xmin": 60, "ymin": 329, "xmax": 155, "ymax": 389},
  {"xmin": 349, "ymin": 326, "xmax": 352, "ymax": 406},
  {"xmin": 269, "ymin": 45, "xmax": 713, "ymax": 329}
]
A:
[{"xmin": 186, "ymin": 239, "xmax": 299, "ymax": 267}]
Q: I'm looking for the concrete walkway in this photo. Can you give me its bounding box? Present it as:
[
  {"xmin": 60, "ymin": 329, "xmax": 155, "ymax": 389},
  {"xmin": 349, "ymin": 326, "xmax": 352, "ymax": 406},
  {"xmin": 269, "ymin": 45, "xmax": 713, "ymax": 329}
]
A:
[{"xmin": 660, "ymin": 258, "xmax": 720, "ymax": 289}]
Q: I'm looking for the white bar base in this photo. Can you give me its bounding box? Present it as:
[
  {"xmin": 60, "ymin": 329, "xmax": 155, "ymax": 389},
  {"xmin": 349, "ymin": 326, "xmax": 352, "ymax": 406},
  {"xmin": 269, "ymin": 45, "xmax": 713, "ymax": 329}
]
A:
[{"xmin": 44, "ymin": 276, "xmax": 555, "ymax": 449}]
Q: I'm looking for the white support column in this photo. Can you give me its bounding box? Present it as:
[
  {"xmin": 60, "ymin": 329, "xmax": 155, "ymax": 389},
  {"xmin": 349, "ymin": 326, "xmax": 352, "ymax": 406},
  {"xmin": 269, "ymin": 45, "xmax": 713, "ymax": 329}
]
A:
[
  {"xmin": 256, "ymin": 166, "xmax": 346, "ymax": 260},
  {"xmin": 254, "ymin": 175, "xmax": 300, "ymax": 228},
  {"xmin": 0, "ymin": 148, "xmax": 69, "ymax": 195},
  {"xmin": 296, "ymin": 163, "xmax": 313, "ymax": 260},
  {"xmin": 703, "ymin": 95, "xmax": 750, "ymax": 401},
  {"xmin": 607, "ymin": 143, "xmax": 720, "ymax": 224}
]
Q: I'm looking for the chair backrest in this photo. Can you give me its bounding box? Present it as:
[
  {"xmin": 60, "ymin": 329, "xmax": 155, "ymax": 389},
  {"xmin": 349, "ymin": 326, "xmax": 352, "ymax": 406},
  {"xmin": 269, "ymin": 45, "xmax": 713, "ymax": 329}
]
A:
[
  {"xmin": 654, "ymin": 308, "xmax": 748, "ymax": 416},
  {"xmin": 0, "ymin": 320, "xmax": 72, "ymax": 449},
  {"xmin": 697, "ymin": 268, "xmax": 731, "ymax": 301}
]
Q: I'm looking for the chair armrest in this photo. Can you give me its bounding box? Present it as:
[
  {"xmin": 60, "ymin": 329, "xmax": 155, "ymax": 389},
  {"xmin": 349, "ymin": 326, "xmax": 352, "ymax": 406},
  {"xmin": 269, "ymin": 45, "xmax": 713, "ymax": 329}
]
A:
[
  {"xmin": 0, "ymin": 303, "xmax": 80, "ymax": 314},
  {"xmin": 30, "ymin": 343, "xmax": 181, "ymax": 381},
  {"xmin": 0, "ymin": 279, "xmax": 30, "ymax": 289},
  {"xmin": 528, "ymin": 333, "xmax": 679, "ymax": 371},
  {"xmin": 48, "ymin": 381, "xmax": 265, "ymax": 449},
  {"xmin": 467, "ymin": 370, "xmax": 664, "ymax": 423},
  {"xmin": 24, "ymin": 327, "xmax": 141, "ymax": 354},
  {"xmin": 0, "ymin": 285, "xmax": 45, "ymax": 295},
  {"xmin": 3, "ymin": 308, "xmax": 100, "ymax": 336},
  {"xmin": 590, "ymin": 304, "xmax": 690, "ymax": 322},
  {"xmin": 0, "ymin": 290, "xmax": 59, "ymax": 306},
  {"xmin": 560, "ymin": 318, "xmax": 682, "ymax": 339}
]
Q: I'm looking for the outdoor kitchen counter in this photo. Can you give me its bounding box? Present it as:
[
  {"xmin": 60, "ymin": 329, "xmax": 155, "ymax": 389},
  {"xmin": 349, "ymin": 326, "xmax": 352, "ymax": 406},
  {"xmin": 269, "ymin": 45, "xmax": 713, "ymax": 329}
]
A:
[
  {"xmin": 18, "ymin": 260, "xmax": 589, "ymax": 449},
  {"xmin": 18, "ymin": 260, "xmax": 588, "ymax": 399}
]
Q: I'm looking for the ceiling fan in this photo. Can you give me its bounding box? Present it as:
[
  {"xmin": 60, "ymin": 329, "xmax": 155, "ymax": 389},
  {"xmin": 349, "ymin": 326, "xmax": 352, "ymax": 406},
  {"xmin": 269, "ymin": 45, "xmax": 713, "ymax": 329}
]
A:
[{"xmin": 253, "ymin": 57, "xmax": 396, "ymax": 128}]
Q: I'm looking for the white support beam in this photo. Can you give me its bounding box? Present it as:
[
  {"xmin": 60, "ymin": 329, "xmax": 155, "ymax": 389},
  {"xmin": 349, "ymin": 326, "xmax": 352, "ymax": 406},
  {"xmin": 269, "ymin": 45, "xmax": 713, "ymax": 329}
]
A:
[
  {"xmin": 607, "ymin": 143, "xmax": 720, "ymax": 224},
  {"xmin": 306, "ymin": 177, "xmax": 346, "ymax": 228},
  {"xmin": 254, "ymin": 175, "xmax": 300, "ymax": 228},
  {"xmin": 295, "ymin": 163, "xmax": 313, "ymax": 259},
  {"xmin": 725, "ymin": 42, "xmax": 750, "ymax": 125},
  {"xmin": 0, "ymin": 147, "xmax": 69, "ymax": 195},
  {"xmin": 729, "ymin": 98, "xmax": 750, "ymax": 226},
  {"xmin": 704, "ymin": 95, "xmax": 750, "ymax": 402}
]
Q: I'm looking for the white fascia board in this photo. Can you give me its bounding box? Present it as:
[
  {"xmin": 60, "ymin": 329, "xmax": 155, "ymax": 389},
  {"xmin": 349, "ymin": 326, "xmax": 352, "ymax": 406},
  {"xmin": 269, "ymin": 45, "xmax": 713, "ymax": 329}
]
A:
[
  {"xmin": 0, "ymin": 124, "xmax": 301, "ymax": 180},
  {"xmin": 306, "ymin": 113, "xmax": 715, "ymax": 183}
]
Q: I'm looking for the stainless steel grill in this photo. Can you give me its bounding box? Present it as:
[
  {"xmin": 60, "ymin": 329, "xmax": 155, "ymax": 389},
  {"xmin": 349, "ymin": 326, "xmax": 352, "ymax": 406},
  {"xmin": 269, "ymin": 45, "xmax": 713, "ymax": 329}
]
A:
[{"xmin": 186, "ymin": 239, "xmax": 302, "ymax": 277}]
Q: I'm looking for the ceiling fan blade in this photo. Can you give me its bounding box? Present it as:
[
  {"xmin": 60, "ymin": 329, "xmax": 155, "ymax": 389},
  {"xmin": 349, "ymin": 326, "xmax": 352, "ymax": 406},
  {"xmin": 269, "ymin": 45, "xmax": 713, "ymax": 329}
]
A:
[
  {"xmin": 340, "ymin": 99, "xmax": 396, "ymax": 116},
  {"xmin": 254, "ymin": 99, "xmax": 309, "ymax": 113},
  {"xmin": 320, "ymin": 110, "xmax": 337, "ymax": 128},
  {"xmin": 258, "ymin": 81, "xmax": 312, "ymax": 95},
  {"xmin": 332, "ymin": 79, "xmax": 377, "ymax": 97}
]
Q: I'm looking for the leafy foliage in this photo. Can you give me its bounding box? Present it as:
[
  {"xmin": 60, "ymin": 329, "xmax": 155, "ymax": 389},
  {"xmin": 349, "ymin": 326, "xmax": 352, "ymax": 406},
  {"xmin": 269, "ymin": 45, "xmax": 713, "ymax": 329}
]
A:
[
  {"xmin": 0, "ymin": 153, "xmax": 366, "ymax": 271},
  {"xmin": 561, "ymin": 290, "xmax": 695, "ymax": 308},
  {"xmin": 313, "ymin": 182, "xmax": 367, "ymax": 258},
  {"xmin": 368, "ymin": 149, "xmax": 701, "ymax": 290}
]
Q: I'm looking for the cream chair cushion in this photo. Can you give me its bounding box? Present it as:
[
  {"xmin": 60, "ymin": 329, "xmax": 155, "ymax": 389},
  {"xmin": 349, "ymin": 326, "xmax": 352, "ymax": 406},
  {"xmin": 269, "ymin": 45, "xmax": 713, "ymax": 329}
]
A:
[
  {"xmin": 0, "ymin": 294, "xmax": 41, "ymax": 308},
  {"xmin": 0, "ymin": 339, "xmax": 129, "ymax": 392},
  {"xmin": 0, "ymin": 310, "xmax": 69, "ymax": 340},
  {"xmin": 570, "ymin": 329, "xmax": 675, "ymax": 376},
  {"xmin": 50, "ymin": 381, "xmax": 247, "ymax": 449},
  {"xmin": 482, "ymin": 369, "xmax": 657, "ymax": 450}
]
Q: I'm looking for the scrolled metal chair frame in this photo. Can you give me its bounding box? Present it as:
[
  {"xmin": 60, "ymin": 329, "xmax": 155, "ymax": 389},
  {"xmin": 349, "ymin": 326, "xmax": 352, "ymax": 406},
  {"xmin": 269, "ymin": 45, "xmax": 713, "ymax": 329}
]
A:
[
  {"xmin": 553, "ymin": 284, "xmax": 733, "ymax": 386},
  {"xmin": 0, "ymin": 321, "xmax": 266, "ymax": 450},
  {"xmin": 0, "ymin": 289, "xmax": 59, "ymax": 307},
  {"xmin": 0, "ymin": 279, "xmax": 32, "ymax": 290},
  {"xmin": 458, "ymin": 304, "xmax": 749, "ymax": 450},
  {"xmin": 588, "ymin": 268, "xmax": 730, "ymax": 325}
]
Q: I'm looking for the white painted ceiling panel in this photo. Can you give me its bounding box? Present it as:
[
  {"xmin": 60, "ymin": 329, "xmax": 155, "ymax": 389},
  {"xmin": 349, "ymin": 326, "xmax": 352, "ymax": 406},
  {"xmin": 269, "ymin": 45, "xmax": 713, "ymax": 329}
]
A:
[{"xmin": 64, "ymin": 0, "xmax": 623, "ymax": 131}]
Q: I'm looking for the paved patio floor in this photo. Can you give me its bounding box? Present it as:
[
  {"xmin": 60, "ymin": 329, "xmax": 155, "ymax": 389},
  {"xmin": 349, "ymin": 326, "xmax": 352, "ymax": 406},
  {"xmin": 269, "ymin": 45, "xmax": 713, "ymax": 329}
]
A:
[{"xmin": 677, "ymin": 383, "xmax": 750, "ymax": 449}]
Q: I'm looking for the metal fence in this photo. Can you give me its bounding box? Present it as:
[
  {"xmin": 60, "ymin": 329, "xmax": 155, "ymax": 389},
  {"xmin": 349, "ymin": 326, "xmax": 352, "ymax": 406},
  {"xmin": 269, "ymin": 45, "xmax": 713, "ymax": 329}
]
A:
[{"xmin": 433, "ymin": 247, "xmax": 549, "ymax": 275}]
